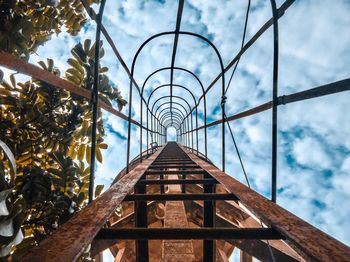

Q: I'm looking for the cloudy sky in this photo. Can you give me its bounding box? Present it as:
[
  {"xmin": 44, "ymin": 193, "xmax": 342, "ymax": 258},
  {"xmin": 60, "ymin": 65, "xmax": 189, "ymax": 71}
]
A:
[{"xmin": 2, "ymin": 0, "xmax": 350, "ymax": 260}]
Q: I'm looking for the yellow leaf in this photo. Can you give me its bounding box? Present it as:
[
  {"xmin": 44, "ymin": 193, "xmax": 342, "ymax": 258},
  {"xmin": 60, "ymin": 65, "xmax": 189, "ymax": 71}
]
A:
[
  {"xmin": 86, "ymin": 145, "xmax": 91, "ymax": 164},
  {"xmin": 96, "ymin": 147, "xmax": 102, "ymax": 163},
  {"xmin": 94, "ymin": 184, "xmax": 104, "ymax": 197},
  {"xmin": 10, "ymin": 74, "xmax": 16, "ymax": 87},
  {"xmin": 98, "ymin": 143, "xmax": 108, "ymax": 150},
  {"xmin": 77, "ymin": 144, "xmax": 85, "ymax": 161},
  {"xmin": 82, "ymin": 40, "xmax": 91, "ymax": 54}
]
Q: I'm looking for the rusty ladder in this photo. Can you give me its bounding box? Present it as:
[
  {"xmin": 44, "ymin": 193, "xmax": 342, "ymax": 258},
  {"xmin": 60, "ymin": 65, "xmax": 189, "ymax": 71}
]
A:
[
  {"xmin": 22, "ymin": 142, "xmax": 350, "ymax": 262},
  {"xmin": 121, "ymin": 142, "xmax": 281, "ymax": 261},
  {"xmin": 98, "ymin": 142, "xmax": 283, "ymax": 261}
]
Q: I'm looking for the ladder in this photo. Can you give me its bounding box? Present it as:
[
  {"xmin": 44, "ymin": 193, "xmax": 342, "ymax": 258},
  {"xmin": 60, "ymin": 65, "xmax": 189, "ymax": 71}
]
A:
[{"xmin": 22, "ymin": 142, "xmax": 350, "ymax": 261}]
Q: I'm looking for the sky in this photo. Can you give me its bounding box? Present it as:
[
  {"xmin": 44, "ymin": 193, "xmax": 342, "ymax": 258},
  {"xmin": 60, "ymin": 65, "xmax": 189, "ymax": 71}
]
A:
[{"xmin": 1, "ymin": 0, "xmax": 350, "ymax": 260}]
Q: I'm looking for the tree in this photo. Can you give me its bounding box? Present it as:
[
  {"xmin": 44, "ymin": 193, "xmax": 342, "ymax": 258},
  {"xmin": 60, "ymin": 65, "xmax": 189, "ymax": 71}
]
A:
[
  {"xmin": 0, "ymin": 1, "xmax": 127, "ymax": 258},
  {"xmin": 0, "ymin": 0, "xmax": 100, "ymax": 60}
]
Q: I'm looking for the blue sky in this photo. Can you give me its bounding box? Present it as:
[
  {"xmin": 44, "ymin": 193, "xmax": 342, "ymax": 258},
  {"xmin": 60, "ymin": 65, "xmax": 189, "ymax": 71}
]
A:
[{"xmin": 1, "ymin": 0, "xmax": 349, "ymax": 260}]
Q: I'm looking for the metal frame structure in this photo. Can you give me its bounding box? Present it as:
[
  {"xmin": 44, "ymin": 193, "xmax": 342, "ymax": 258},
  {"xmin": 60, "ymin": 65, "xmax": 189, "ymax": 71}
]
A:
[
  {"xmin": 21, "ymin": 143, "xmax": 350, "ymax": 261},
  {"xmin": 0, "ymin": 0, "xmax": 349, "ymax": 261}
]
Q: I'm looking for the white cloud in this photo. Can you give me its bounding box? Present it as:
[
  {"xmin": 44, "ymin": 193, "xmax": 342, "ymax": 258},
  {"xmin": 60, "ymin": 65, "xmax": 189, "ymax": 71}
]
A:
[
  {"xmin": 292, "ymin": 136, "xmax": 332, "ymax": 169},
  {"xmin": 3, "ymin": 0, "xmax": 349, "ymax": 257}
]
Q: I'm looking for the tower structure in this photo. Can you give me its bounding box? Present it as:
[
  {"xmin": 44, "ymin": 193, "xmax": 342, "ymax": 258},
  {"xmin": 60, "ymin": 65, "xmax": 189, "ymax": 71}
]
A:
[{"xmin": 1, "ymin": 0, "xmax": 349, "ymax": 261}]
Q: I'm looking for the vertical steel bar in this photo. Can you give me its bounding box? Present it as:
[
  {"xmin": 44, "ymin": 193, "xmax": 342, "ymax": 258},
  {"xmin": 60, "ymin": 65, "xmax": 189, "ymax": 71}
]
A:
[
  {"xmin": 156, "ymin": 121, "xmax": 159, "ymax": 146},
  {"xmin": 196, "ymin": 108, "xmax": 199, "ymax": 155},
  {"xmin": 184, "ymin": 117, "xmax": 187, "ymax": 147},
  {"xmin": 203, "ymin": 172, "xmax": 216, "ymax": 261},
  {"xmin": 126, "ymin": 78, "xmax": 133, "ymax": 173},
  {"xmin": 140, "ymin": 101, "xmax": 143, "ymax": 162},
  {"xmin": 204, "ymin": 97, "xmax": 208, "ymax": 158},
  {"xmin": 169, "ymin": 0, "xmax": 184, "ymax": 126},
  {"xmin": 89, "ymin": 0, "xmax": 107, "ymax": 203},
  {"xmin": 135, "ymin": 182, "xmax": 148, "ymax": 261},
  {"xmin": 187, "ymin": 116, "xmax": 190, "ymax": 149},
  {"xmin": 270, "ymin": 0, "xmax": 279, "ymax": 203},
  {"xmin": 160, "ymin": 172, "xmax": 165, "ymax": 194},
  {"xmin": 191, "ymin": 113, "xmax": 194, "ymax": 152},
  {"xmin": 222, "ymin": 97, "xmax": 225, "ymax": 172},
  {"xmin": 146, "ymin": 110, "xmax": 149, "ymax": 155}
]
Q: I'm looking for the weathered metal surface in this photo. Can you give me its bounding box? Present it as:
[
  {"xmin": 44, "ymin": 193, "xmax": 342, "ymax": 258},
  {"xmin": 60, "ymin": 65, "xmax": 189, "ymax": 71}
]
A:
[
  {"xmin": 134, "ymin": 180, "xmax": 148, "ymax": 261},
  {"xmin": 183, "ymin": 147, "xmax": 350, "ymax": 261},
  {"xmin": 148, "ymin": 165, "xmax": 199, "ymax": 169},
  {"xmin": 240, "ymin": 250, "xmax": 252, "ymax": 262},
  {"xmin": 203, "ymin": 173, "xmax": 216, "ymax": 261},
  {"xmin": 162, "ymin": 174, "xmax": 195, "ymax": 261},
  {"xmin": 123, "ymin": 193, "xmax": 239, "ymax": 201},
  {"xmin": 22, "ymin": 146, "xmax": 165, "ymax": 262},
  {"xmin": 145, "ymin": 169, "xmax": 204, "ymax": 174},
  {"xmin": 95, "ymin": 228, "xmax": 283, "ymax": 240},
  {"xmin": 91, "ymin": 202, "xmax": 163, "ymax": 256},
  {"xmin": 137, "ymin": 179, "xmax": 217, "ymax": 185},
  {"xmin": 185, "ymin": 201, "xmax": 299, "ymax": 262}
]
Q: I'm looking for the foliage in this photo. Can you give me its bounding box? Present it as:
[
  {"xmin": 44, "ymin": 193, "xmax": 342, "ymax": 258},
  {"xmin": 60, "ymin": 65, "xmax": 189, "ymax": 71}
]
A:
[
  {"xmin": 65, "ymin": 40, "xmax": 127, "ymax": 164},
  {"xmin": 0, "ymin": 0, "xmax": 100, "ymax": 60},
  {"xmin": 0, "ymin": 39, "xmax": 126, "ymax": 259}
]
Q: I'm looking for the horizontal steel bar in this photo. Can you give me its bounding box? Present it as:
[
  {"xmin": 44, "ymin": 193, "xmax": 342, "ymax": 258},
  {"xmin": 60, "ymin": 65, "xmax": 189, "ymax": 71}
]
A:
[
  {"xmin": 148, "ymin": 165, "xmax": 199, "ymax": 169},
  {"xmin": 145, "ymin": 169, "xmax": 205, "ymax": 175},
  {"xmin": 95, "ymin": 228, "xmax": 284, "ymax": 240},
  {"xmin": 184, "ymin": 0, "xmax": 295, "ymax": 118},
  {"xmin": 151, "ymin": 162, "xmax": 194, "ymax": 166},
  {"xmin": 153, "ymin": 159, "xmax": 192, "ymax": 162},
  {"xmin": 0, "ymin": 52, "xmax": 149, "ymax": 130},
  {"xmin": 123, "ymin": 193, "xmax": 239, "ymax": 201},
  {"xmin": 183, "ymin": 145, "xmax": 350, "ymax": 261},
  {"xmin": 21, "ymin": 146, "xmax": 166, "ymax": 262},
  {"xmin": 156, "ymin": 156, "xmax": 188, "ymax": 159},
  {"xmin": 137, "ymin": 179, "xmax": 218, "ymax": 185},
  {"xmin": 277, "ymin": 78, "xmax": 350, "ymax": 105},
  {"xmin": 191, "ymin": 77, "xmax": 350, "ymax": 132},
  {"xmin": 143, "ymin": 173, "xmax": 206, "ymax": 177}
]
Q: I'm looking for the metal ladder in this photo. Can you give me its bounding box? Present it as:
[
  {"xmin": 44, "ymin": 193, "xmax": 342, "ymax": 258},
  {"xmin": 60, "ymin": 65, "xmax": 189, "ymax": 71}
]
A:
[{"xmin": 96, "ymin": 142, "xmax": 282, "ymax": 261}]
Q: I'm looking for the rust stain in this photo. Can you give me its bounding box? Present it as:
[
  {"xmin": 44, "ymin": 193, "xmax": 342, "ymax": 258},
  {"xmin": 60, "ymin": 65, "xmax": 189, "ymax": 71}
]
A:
[
  {"xmin": 182, "ymin": 146, "xmax": 350, "ymax": 262},
  {"xmin": 22, "ymin": 146, "xmax": 165, "ymax": 262}
]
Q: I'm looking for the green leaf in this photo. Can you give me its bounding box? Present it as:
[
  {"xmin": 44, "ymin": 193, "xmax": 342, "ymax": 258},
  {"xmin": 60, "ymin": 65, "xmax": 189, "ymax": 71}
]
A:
[
  {"xmin": 83, "ymin": 39, "xmax": 91, "ymax": 53},
  {"xmin": 94, "ymin": 184, "xmax": 104, "ymax": 198},
  {"xmin": 66, "ymin": 68, "xmax": 83, "ymax": 80},
  {"xmin": 67, "ymin": 58, "xmax": 84, "ymax": 74},
  {"xmin": 47, "ymin": 58, "xmax": 54, "ymax": 71},
  {"xmin": 98, "ymin": 143, "xmax": 108, "ymax": 150},
  {"xmin": 10, "ymin": 74, "xmax": 16, "ymax": 88},
  {"xmin": 37, "ymin": 61, "xmax": 47, "ymax": 70},
  {"xmin": 99, "ymin": 47, "xmax": 105, "ymax": 59},
  {"xmin": 99, "ymin": 66, "xmax": 108, "ymax": 73},
  {"xmin": 66, "ymin": 74, "xmax": 81, "ymax": 85}
]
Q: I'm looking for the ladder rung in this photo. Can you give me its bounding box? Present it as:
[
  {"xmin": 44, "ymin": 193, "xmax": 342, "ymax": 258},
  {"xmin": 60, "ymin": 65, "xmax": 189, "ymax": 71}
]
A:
[
  {"xmin": 95, "ymin": 228, "xmax": 284, "ymax": 240},
  {"xmin": 137, "ymin": 179, "xmax": 218, "ymax": 185},
  {"xmin": 152, "ymin": 162, "xmax": 194, "ymax": 165},
  {"xmin": 145, "ymin": 169, "xmax": 205, "ymax": 175},
  {"xmin": 148, "ymin": 165, "xmax": 199, "ymax": 169},
  {"xmin": 123, "ymin": 193, "xmax": 238, "ymax": 201},
  {"xmin": 155, "ymin": 158, "xmax": 190, "ymax": 160},
  {"xmin": 153, "ymin": 160, "xmax": 193, "ymax": 163}
]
